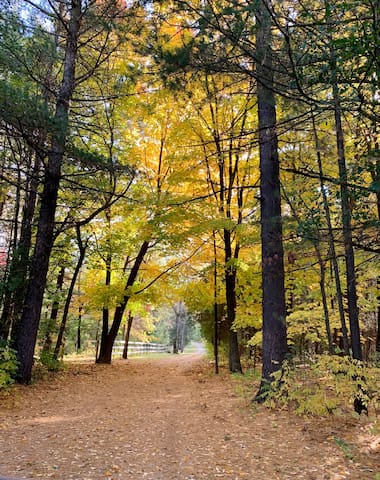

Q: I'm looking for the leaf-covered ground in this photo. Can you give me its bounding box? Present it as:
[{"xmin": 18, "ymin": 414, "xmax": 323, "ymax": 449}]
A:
[{"xmin": 0, "ymin": 354, "xmax": 379, "ymax": 480}]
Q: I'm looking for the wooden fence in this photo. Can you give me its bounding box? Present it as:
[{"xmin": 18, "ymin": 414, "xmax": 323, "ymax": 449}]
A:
[
  {"xmin": 110, "ymin": 341, "xmax": 170, "ymax": 358},
  {"xmin": 92, "ymin": 340, "xmax": 170, "ymax": 359}
]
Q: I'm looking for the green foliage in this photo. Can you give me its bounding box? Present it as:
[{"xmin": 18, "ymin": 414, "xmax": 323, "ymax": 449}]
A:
[
  {"xmin": 38, "ymin": 351, "xmax": 63, "ymax": 372},
  {"xmin": 248, "ymin": 331, "xmax": 262, "ymax": 348},
  {"xmin": 0, "ymin": 81, "xmax": 53, "ymax": 131},
  {"xmin": 59, "ymin": 314, "xmax": 100, "ymax": 355},
  {"xmin": 0, "ymin": 340, "xmax": 18, "ymax": 388},
  {"xmin": 197, "ymin": 306, "xmax": 230, "ymax": 357},
  {"xmin": 267, "ymin": 355, "xmax": 379, "ymax": 416},
  {"xmin": 286, "ymin": 307, "xmax": 328, "ymax": 354}
]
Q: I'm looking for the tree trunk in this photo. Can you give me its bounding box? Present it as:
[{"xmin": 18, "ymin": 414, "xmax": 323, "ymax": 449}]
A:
[
  {"xmin": 122, "ymin": 311, "xmax": 133, "ymax": 359},
  {"xmin": 370, "ymin": 4, "xmax": 379, "ymax": 352},
  {"xmin": 315, "ymin": 247, "xmax": 333, "ymax": 354},
  {"xmin": 213, "ymin": 231, "xmax": 219, "ymax": 374},
  {"xmin": 99, "ymin": 240, "xmax": 112, "ymax": 364},
  {"xmin": 96, "ymin": 240, "xmax": 150, "ymax": 364},
  {"xmin": 255, "ymin": 0, "xmax": 287, "ymax": 400},
  {"xmin": 180, "ymin": 319, "xmax": 186, "ymax": 353},
  {"xmin": 173, "ymin": 336, "xmax": 178, "ymax": 354},
  {"xmin": 175, "ymin": 302, "xmax": 187, "ymax": 353},
  {"xmin": 53, "ymin": 226, "xmax": 87, "ymax": 360},
  {"xmin": 12, "ymin": 0, "xmax": 82, "ymax": 383},
  {"xmin": 330, "ymin": 49, "xmax": 362, "ymax": 360},
  {"xmin": 42, "ymin": 266, "xmax": 65, "ymax": 353},
  {"xmin": 375, "ymin": 177, "xmax": 380, "ymax": 352},
  {"xmin": 312, "ymin": 113, "xmax": 349, "ymax": 354},
  {"xmin": 224, "ymin": 229, "xmax": 242, "ymax": 373},
  {"xmin": 172, "ymin": 301, "xmax": 186, "ymax": 354},
  {"xmin": 374, "ymin": 172, "xmax": 380, "ymax": 353},
  {"xmin": 376, "ymin": 278, "xmax": 380, "ymax": 353},
  {"xmin": 282, "ymin": 183, "xmax": 334, "ymax": 355},
  {"xmin": 0, "ymin": 153, "xmax": 40, "ymax": 341},
  {"xmin": 76, "ymin": 305, "xmax": 82, "ymax": 352}
]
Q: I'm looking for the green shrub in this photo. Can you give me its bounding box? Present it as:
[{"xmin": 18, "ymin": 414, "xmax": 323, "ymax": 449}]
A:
[
  {"xmin": 267, "ymin": 354, "xmax": 379, "ymax": 416},
  {"xmin": 38, "ymin": 350, "xmax": 63, "ymax": 372},
  {"xmin": 0, "ymin": 340, "xmax": 18, "ymax": 388}
]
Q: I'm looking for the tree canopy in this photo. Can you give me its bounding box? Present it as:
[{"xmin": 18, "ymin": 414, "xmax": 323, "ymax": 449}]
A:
[{"xmin": 0, "ymin": 0, "xmax": 378, "ymax": 410}]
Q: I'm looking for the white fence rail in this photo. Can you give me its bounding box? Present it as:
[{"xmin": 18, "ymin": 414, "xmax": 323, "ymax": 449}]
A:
[{"xmin": 112, "ymin": 341, "xmax": 170, "ymax": 357}]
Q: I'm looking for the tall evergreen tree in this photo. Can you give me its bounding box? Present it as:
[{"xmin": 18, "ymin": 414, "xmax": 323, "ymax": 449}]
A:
[{"xmin": 254, "ymin": 0, "xmax": 287, "ymax": 397}]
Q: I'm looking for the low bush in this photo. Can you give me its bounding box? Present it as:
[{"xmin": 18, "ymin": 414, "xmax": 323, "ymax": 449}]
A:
[
  {"xmin": 38, "ymin": 350, "xmax": 64, "ymax": 372},
  {"xmin": 0, "ymin": 340, "xmax": 18, "ymax": 388},
  {"xmin": 267, "ymin": 354, "xmax": 380, "ymax": 415}
]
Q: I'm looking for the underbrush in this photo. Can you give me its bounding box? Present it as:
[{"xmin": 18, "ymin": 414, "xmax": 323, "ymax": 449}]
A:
[
  {"xmin": 270, "ymin": 355, "xmax": 379, "ymax": 415},
  {"xmin": 0, "ymin": 340, "xmax": 18, "ymax": 389},
  {"xmin": 38, "ymin": 350, "xmax": 65, "ymax": 372},
  {"xmin": 233, "ymin": 354, "xmax": 380, "ymax": 416}
]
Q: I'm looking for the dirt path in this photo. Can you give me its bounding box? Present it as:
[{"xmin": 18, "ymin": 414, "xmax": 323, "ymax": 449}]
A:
[{"xmin": 0, "ymin": 354, "xmax": 378, "ymax": 480}]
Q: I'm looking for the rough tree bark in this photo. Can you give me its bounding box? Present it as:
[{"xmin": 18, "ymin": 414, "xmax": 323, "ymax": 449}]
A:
[
  {"xmin": 12, "ymin": 0, "xmax": 82, "ymax": 383},
  {"xmin": 255, "ymin": 0, "xmax": 287, "ymax": 400}
]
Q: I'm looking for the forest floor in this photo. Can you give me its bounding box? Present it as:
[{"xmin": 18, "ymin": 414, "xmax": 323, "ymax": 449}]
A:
[{"xmin": 0, "ymin": 352, "xmax": 379, "ymax": 480}]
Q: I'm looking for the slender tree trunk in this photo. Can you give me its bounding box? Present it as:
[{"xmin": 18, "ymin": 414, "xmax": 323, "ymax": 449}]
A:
[
  {"xmin": 0, "ymin": 154, "xmax": 40, "ymax": 341},
  {"xmin": 314, "ymin": 247, "xmax": 333, "ymax": 354},
  {"xmin": 12, "ymin": 0, "xmax": 82, "ymax": 383},
  {"xmin": 49, "ymin": 267, "xmax": 65, "ymax": 324},
  {"xmin": 176, "ymin": 311, "xmax": 182, "ymax": 352},
  {"xmin": 122, "ymin": 311, "xmax": 133, "ymax": 359},
  {"xmin": 374, "ymin": 184, "xmax": 380, "ymax": 354},
  {"xmin": 367, "ymin": 1, "xmax": 380, "ymax": 353},
  {"xmin": 96, "ymin": 240, "xmax": 150, "ymax": 364},
  {"xmin": 172, "ymin": 301, "xmax": 187, "ymax": 353},
  {"xmin": 173, "ymin": 336, "xmax": 178, "ymax": 354},
  {"xmin": 255, "ymin": 0, "xmax": 287, "ymax": 400},
  {"xmin": 376, "ymin": 281, "xmax": 380, "ymax": 353},
  {"xmin": 76, "ymin": 305, "xmax": 82, "ymax": 352},
  {"xmin": 213, "ymin": 231, "xmax": 219, "ymax": 374},
  {"xmin": 202, "ymin": 76, "xmax": 243, "ymax": 373},
  {"xmin": 53, "ymin": 226, "xmax": 87, "ymax": 360},
  {"xmin": 312, "ymin": 113, "xmax": 350, "ymax": 354},
  {"xmin": 172, "ymin": 301, "xmax": 182, "ymax": 354},
  {"xmin": 282, "ymin": 183, "xmax": 334, "ymax": 354},
  {"xmin": 42, "ymin": 266, "xmax": 65, "ymax": 353},
  {"xmin": 330, "ymin": 50, "xmax": 362, "ymax": 359},
  {"xmin": 180, "ymin": 319, "xmax": 186, "ymax": 353},
  {"xmin": 99, "ymin": 246, "xmax": 112, "ymax": 364},
  {"xmin": 376, "ymin": 181, "xmax": 380, "ymax": 352},
  {"xmin": 224, "ymin": 229, "xmax": 242, "ymax": 373},
  {"xmin": 374, "ymin": 166, "xmax": 380, "ymax": 353}
]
